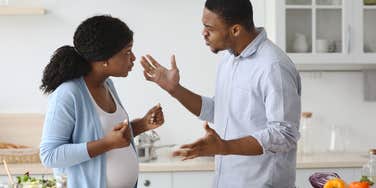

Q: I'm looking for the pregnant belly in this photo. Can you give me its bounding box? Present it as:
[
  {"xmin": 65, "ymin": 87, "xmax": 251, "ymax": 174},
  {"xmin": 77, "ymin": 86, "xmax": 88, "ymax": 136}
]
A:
[{"xmin": 106, "ymin": 146, "xmax": 139, "ymax": 188}]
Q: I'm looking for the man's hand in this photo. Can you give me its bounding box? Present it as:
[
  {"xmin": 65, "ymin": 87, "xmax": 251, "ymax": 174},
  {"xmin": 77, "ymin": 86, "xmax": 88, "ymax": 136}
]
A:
[
  {"xmin": 140, "ymin": 55, "xmax": 180, "ymax": 94},
  {"xmin": 172, "ymin": 122, "xmax": 226, "ymax": 161}
]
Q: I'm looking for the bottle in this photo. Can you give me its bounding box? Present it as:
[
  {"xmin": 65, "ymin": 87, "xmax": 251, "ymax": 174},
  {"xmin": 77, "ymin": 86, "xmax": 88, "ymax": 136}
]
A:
[
  {"xmin": 328, "ymin": 124, "xmax": 348, "ymax": 152},
  {"xmin": 297, "ymin": 112, "xmax": 312, "ymax": 157},
  {"xmin": 368, "ymin": 149, "xmax": 376, "ymax": 183},
  {"xmin": 361, "ymin": 149, "xmax": 376, "ymax": 186}
]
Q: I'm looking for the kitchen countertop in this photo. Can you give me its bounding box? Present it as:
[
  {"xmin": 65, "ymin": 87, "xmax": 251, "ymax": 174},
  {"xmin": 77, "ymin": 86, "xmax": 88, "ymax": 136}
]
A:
[
  {"xmin": 0, "ymin": 151, "xmax": 369, "ymax": 175},
  {"xmin": 296, "ymin": 152, "xmax": 369, "ymax": 169}
]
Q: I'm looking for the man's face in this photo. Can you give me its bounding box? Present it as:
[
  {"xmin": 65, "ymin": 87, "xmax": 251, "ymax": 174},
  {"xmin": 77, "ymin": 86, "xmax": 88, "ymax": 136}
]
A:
[{"xmin": 201, "ymin": 8, "xmax": 232, "ymax": 54}]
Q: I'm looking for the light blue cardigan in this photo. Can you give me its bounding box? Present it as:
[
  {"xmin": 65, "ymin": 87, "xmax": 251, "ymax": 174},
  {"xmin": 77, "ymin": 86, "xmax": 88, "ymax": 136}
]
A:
[{"xmin": 40, "ymin": 77, "xmax": 137, "ymax": 188}]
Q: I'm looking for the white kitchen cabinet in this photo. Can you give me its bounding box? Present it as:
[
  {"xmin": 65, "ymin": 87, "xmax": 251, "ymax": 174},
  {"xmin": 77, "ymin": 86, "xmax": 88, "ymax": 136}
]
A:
[
  {"xmin": 138, "ymin": 172, "xmax": 172, "ymax": 188},
  {"xmin": 296, "ymin": 167, "xmax": 361, "ymax": 187},
  {"xmin": 265, "ymin": 0, "xmax": 376, "ymax": 70},
  {"xmin": 0, "ymin": 7, "xmax": 45, "ymax": 15},
  {"xmin": 139, "ymin": 171, "xmax": 214, "ymax": 188},
  {"xmin": 172, "ymin": 171, "xmax": 214, "ymax": 188}
]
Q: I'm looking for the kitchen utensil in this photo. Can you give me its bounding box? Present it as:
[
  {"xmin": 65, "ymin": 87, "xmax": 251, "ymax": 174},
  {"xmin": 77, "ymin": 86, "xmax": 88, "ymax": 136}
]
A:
[
  {"xmin": 2, "ymin": 160, "xmax": 14, "ymax": 185},
  {"xmin": 293, "ymin": 33, "xmax": 309, "ymax": 53},
  {"xmin": 136, "ymin": 131, "xmax": 175, "ymax": 162},
  {"xmin": 136, "ymin": 131, "xmax": 160, "ymax": 162},
  {"xmin": 316, "ymin": 39, "xmax": 330, "ymax": 53}
]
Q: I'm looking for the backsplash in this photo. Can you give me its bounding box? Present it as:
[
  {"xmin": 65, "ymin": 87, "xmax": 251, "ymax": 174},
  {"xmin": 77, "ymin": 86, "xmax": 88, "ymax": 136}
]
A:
[{"xmin": 299, "ymin": 71, "xmax": 376, "ymax": 152}]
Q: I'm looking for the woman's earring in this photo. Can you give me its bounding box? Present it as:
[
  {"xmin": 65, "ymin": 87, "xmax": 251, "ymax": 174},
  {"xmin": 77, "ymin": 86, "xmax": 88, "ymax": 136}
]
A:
[{"xmin": 103, "ymin": 62, "xmax": 108, "ymax": 68}]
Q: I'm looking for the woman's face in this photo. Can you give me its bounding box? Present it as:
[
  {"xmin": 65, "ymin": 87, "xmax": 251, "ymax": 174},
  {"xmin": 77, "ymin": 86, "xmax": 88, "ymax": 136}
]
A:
[{"xmin": 106, "ymin": 42, "xmax": 135, "ymax": 77}]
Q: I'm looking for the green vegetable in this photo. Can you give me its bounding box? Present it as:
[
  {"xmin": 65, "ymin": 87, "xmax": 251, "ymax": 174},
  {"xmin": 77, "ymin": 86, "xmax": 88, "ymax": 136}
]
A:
[
  {"xmin": 360, "ymin": 176, "xmax": 374, "ymax": 186},
  {"xmin": 16, "ymin": 172, "xmax": 57, "ymax": 188}
]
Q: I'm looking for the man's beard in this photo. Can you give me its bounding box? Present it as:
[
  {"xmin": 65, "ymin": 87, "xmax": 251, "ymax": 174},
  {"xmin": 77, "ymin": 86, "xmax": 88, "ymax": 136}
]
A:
[
  {"xmin": 209, "ymin": 34, "xmax": 231, "ymax": 54},
  {"xmin": 210, "ymin": 47, "xmax": 220, "ymax": 54}
]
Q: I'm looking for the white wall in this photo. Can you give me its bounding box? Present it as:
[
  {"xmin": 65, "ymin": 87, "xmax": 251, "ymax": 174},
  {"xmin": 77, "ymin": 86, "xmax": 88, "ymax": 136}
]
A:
[
  {"xmin": 0, "ymin": 0, "xmax": 215, "ymax": 145},
  {"xmin": 0, "ymin": 0, "xmax": 375, "ymax": 152},
  {"xmin": 300, "ymin": 72, "xmax": 376, "ymax": 152}
]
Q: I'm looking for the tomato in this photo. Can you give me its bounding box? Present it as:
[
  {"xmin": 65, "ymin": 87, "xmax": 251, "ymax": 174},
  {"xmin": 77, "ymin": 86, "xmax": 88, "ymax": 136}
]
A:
[
  {"xmin": 324, "ymin": 178, "xmax": 348, "ymax": 188},
  {"xmin": 348, "ymin": 181, "xmax": 370, "ymax": 188}
]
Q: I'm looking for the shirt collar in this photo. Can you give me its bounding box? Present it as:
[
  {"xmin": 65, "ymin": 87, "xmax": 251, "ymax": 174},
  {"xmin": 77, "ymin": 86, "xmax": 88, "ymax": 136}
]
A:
[{"xmin": 232, "ymin": 27, "xmax": 267, "ymax": 59}]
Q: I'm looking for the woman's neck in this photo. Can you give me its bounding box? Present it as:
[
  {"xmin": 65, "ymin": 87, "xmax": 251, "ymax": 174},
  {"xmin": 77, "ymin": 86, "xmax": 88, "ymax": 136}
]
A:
[{"xmin": 84, "ymin": 71, "xmax": 108, "ymax": 89}]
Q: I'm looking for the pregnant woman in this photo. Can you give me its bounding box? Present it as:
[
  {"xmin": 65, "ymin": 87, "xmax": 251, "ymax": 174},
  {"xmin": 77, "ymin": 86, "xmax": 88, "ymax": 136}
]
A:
[{"xmin": 39, "ymin": 15, "xmax": 164, "ymax": 188}]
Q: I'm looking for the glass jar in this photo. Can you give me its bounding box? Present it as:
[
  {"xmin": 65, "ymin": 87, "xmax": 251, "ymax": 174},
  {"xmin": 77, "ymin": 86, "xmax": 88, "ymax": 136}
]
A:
[
  {"xmin": 55, "ymin": 174, "xmax": 67, "ymax": 188},
  {"xmin": 361, "ymin": 149, "xmax": 376, "ymax": 186},
  {"xmin": 0, "ymin": 183, "xmax": 16, "ymax": 188},
  {"xmin": 297, "ymin": 112, "xmax": 313, "ymax": 157},
  {"xmin": 327, "ymin": 124, "xmax": 348, "ymax": 152}
]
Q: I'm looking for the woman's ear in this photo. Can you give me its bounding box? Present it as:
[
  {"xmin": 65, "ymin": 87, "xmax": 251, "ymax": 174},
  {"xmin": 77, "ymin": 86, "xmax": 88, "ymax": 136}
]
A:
[{"xmin": 103, "ymin": 61, "xmax": 109, "ymax": 68}]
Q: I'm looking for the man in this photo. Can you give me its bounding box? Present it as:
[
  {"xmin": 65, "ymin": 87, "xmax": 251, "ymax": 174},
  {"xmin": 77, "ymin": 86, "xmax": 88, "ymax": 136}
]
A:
[{"xmin": 140, "ymin": 0, "xmax": 301, "ymax": 187}]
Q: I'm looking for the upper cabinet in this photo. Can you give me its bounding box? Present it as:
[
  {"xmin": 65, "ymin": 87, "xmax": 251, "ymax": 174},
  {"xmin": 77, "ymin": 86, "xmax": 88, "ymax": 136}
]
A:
[
  {"xmin": 0, "ymin": 7, "xmax": 45, "ymax": 15},
  {"xmin": 265, "ymin": 0, "xmax": 376, "ymax": 70},
  {"xmin": 0, "ymin": 0, "xmax": 45, "ymax": 15}
]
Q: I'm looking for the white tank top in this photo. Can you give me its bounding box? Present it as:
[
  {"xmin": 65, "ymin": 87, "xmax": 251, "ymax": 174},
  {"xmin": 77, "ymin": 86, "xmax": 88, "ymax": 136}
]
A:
[{"xmin": 89, "ymin": 85, "xmax": 139, "ymax": 188}]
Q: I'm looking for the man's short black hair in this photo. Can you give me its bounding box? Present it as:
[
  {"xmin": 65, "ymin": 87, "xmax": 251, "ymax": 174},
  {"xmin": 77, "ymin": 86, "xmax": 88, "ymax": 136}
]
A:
[{"xmin": 205, "ymin": 0, "xmax": 254, "ymax": 31}]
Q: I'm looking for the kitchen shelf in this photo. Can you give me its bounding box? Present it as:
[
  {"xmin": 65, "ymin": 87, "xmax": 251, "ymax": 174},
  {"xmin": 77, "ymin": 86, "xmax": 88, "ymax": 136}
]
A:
[
  {"xmin": 286, "ymin": 5, "xmax": 342, "ymax": 9},
  {"xmin": 316, "ymin": 5, "xmax": 343, "ymax": 9},
  {"xmin": 364, "ymin": 5, "xmax": 376, "ymax": 9},
  {"xmin": 0, "ymin": 7, "xmax": 45, "ymax": 15},
  {"xmin": 286, "ymin": 5, "xmax": 313, "ymax": 9},
  {"xmin": 296, "ymin": 63, "xmax": 376, "ymax": 72}
]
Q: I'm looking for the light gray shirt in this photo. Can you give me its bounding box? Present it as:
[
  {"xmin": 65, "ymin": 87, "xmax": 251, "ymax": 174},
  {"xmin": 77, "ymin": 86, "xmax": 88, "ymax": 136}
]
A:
[{"xmin": 199, "ymin": 28, "xmax": 301, "ymax": 188}]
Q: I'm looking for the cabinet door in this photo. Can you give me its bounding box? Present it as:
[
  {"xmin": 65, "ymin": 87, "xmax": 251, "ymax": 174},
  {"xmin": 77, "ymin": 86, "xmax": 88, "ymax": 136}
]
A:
[
  {"xmin": 138, "ymin": 172, "xmax": 172, "ymax": 188},
  {"xmin": 268, "ymin": 0, "xmax": 376, "ymax": 66},
  {"xmin": 279, "ymin": 0, "xmax": 347, "ymax": 54},
  {"xmin": 172, "ymin": 171, "xmax": 214, "ymax": 188},
  {"xmin": 296, "ymin": 168, "xmax": 361, "ymax": 188},
  {"xmin": 361, "ymin": 1, "xmax": 376, "ymax": 56}
]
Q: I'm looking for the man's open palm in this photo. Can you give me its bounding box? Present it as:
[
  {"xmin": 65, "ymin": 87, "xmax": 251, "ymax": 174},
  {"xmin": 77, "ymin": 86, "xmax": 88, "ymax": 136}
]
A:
[{"xmin": 140, "ymin": 55, "xmax": 180, "ymax": 93}]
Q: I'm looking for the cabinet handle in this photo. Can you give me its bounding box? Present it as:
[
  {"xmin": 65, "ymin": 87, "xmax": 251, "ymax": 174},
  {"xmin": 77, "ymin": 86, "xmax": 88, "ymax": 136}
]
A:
[
  {"xmin": 144, "ymin": 179, "xmax": 151, "ymax": 187},
  {"xmin": 346, "ymin": 25, "xmax": 351, "ymax": 54}
]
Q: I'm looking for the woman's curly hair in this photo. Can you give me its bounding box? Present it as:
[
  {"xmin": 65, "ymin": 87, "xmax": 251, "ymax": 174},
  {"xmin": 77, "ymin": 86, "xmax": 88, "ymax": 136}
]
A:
[{"xmin": 40, "ymin": 15, "xmax": 133, "ymax": 94}]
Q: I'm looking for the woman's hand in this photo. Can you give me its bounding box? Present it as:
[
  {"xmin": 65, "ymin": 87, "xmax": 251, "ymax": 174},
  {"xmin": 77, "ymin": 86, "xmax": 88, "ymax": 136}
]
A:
[
  {"xmin": 103, "ymin": 121, "xmax": 131, "ymax": 149},
  {"xmin": 142, "ymin": 103, "xmax": 164, "ymax": 131},
  {"xmin": 88, "ymin": 121, "xmax": 131, "ymax": 158},
  {"xmin": 131, "ymin": 104, "xmax": 165, "ymax": 136}
]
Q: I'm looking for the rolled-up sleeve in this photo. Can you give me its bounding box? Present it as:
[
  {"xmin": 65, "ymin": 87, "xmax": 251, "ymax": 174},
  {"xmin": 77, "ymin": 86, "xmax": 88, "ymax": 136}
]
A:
[
  {"xmin": 198, "ymin": 96, "xmax": 215, "ymax": 123},
  {"xmin": 40, "ymin": 90, "xmax": 91, "ymax": 168},
  {"xmin": 251, "ymin": 63, "xmax": 301, "ymax": 154}
]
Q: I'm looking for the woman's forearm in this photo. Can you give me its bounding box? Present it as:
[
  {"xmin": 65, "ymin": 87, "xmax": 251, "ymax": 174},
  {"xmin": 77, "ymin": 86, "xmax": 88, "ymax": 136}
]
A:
[
  {"xmin": 87, "ymin": 138, "xmax": 112, "ymax": 158},
  {"xmin": 130, "ymin": 118, "xmax": 147, "ymax": 136}
]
